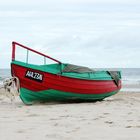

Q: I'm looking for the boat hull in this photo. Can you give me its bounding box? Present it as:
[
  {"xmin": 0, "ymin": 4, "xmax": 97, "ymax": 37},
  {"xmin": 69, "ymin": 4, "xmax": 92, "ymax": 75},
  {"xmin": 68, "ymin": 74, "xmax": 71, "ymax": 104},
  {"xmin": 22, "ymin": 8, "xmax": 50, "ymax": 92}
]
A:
[
  {"xmin": 11, "ymin": 63, "xmax": 121, "ymax": 104},
  {"xmin": 20, "ymin": 88, "xmax": 119, "ymax": 105}
]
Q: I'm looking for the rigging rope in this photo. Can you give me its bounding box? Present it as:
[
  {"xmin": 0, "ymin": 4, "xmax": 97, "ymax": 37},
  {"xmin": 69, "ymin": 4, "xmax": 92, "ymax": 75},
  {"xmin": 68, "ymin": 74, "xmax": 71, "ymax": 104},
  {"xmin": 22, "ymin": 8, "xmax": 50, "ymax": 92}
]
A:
[{"xmin": 0, "ymin": 77, "xmax": 20, "ymax": 101}]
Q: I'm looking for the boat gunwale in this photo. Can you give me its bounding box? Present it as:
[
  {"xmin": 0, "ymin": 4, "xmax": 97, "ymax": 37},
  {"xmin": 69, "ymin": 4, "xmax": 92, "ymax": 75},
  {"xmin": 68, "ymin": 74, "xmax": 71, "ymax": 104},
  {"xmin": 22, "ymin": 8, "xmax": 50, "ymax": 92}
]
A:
[{"xmin": 11, "ymin": 60, "xmax": 121, "ymax": 81}]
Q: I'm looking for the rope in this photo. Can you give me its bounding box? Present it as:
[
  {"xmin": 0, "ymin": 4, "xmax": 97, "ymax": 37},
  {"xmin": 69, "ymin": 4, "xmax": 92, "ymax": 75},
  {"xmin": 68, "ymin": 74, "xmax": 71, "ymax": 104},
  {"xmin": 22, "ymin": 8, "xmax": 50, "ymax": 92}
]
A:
[{"xmin": 0, "ymin": 77, "xmax": 20, "ymax": 101}]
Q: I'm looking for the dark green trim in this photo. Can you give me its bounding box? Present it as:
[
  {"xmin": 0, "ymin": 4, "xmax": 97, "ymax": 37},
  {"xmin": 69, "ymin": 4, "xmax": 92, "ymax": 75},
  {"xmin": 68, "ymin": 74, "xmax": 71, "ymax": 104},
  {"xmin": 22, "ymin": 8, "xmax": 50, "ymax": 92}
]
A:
[{"xmin": 20, "ymin": 88, "xmax": 119, "ymax": 105}]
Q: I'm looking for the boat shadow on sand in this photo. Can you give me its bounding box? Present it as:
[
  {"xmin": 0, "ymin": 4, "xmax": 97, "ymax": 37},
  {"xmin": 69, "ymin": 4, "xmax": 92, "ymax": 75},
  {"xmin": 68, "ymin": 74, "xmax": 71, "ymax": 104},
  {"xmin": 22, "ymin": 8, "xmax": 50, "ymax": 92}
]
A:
[{"xmin": 16, "ymin": 98, "xmax": 120, "ymax": 106}]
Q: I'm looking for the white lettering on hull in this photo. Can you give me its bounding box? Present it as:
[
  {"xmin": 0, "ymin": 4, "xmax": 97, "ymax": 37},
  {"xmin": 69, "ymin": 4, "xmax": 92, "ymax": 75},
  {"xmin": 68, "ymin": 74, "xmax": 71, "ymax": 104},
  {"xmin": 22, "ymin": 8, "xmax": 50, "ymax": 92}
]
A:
[{"xmin": 25, "ymin": 70, "xmax": 43, "ymax": 82}]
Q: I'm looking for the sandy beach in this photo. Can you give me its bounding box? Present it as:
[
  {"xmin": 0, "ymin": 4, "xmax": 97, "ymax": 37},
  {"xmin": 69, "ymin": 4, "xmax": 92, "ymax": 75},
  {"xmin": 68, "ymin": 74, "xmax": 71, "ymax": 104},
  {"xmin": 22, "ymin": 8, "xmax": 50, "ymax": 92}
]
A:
[{"xmin": 0, "ymin": 89, "xmax": 140, "ymax": 140}]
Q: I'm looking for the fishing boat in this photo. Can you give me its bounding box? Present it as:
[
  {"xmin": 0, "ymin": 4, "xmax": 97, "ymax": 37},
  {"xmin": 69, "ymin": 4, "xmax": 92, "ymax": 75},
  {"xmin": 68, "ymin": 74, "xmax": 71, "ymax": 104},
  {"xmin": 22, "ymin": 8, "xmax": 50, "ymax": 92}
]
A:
[{"xmin": 11, "ymin": 42, "xmax": 121, "ymax": 105}]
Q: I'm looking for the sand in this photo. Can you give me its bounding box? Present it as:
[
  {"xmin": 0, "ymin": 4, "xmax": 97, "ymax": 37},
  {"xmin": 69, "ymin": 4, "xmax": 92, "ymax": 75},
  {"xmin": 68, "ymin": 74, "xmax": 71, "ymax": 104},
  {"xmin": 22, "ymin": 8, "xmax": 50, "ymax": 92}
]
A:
[{"xmin": 0, "ymin": 89, "xmax": 140, "ymax": 140}]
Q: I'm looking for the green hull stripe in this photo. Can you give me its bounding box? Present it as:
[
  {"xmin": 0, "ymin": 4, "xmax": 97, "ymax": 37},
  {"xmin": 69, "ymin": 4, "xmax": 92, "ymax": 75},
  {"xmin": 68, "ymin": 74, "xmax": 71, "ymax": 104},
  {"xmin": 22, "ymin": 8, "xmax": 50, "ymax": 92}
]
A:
[{"xmin": 20, "ymin": 88, "xmax": 119, "ymax": 105}]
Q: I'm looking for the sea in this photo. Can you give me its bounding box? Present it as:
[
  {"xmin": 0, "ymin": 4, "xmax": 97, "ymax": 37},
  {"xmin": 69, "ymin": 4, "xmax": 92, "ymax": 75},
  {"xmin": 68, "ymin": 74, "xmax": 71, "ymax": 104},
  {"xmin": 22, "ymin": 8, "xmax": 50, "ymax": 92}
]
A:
[{"xmin": 0, "ymin": 68, "xmax": 140, "ymax": 92}]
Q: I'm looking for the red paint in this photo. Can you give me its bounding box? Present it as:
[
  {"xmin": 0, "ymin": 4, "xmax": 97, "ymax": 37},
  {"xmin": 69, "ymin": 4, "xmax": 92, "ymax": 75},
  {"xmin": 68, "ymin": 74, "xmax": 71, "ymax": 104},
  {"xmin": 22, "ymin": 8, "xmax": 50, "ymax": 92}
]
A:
[
  {"xmin": 12, "ymin": 41, "xmax": 61, "ymax": 64},
  {"xmin": 12, "ymin": 42, "xmax": 16, "ymax": 61},
  {"xmin": 11, "ymin": 64, "xmax": 121, "ymax": 94}
]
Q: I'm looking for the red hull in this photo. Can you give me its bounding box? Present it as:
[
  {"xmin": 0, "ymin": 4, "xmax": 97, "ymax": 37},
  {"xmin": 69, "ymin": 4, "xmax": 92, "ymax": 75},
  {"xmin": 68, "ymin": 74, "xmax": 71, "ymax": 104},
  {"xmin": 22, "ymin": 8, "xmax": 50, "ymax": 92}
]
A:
[{"xmin": 11, "ymin": 64, "xmax": 121, "ymax": 95}]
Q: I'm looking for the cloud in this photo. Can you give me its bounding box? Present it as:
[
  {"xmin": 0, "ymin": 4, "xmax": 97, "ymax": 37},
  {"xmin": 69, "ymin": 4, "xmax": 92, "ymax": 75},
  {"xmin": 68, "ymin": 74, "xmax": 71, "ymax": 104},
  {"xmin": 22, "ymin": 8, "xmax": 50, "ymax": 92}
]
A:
[
  {"xmin": 0, "ymin": 0, "xmax": 140, "ymax": 68},
  {"xmin": 1, "ymin": 0, "xmax": 140, "ymax": 5}
]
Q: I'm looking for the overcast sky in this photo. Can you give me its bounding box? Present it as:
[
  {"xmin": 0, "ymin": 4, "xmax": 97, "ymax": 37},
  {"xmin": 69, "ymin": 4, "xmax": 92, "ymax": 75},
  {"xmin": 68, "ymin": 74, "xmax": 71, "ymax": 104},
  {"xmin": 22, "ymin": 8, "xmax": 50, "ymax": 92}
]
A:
[{"xmin": 0, "ymin": 0, "xmax": 140, "ymax": 68}]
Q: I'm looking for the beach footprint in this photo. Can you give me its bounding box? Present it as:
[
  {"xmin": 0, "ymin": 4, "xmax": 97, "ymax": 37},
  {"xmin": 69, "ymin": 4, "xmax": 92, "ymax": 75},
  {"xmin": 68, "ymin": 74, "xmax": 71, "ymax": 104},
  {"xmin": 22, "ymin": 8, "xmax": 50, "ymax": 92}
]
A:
[
  {"xmin": 93, "ymin": 118, "xmax": 99, "ymax": 120},
  {"xmin": 27, "ymin": 113, "xmax": 39, "ymax": 117},
  {"xmin": 126, "ymin": 125, "xmax": 140, "ymax": 128},
  {"xmin": 103, "ymin": 113, "xmax": 110, "ymax": 115},
  {"xmin": 127, "ymin": 120, "xmax": 133, "ymax": 122},
  {"xmin": 104, "ymin": 121, "xmax": 114, "ymax": 124},
  {"xmin": 16, "ymin": 129, "xmax": 26, "ymax": 133},
  {"xmin": 127, "ymin": 112, "xmax": 133, "ymax": 115}
]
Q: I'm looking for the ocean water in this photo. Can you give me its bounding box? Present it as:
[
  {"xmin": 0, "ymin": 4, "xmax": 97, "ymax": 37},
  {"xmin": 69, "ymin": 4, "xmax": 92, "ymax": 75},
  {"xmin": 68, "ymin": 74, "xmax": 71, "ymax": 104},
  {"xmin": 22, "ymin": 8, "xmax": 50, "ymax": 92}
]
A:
[
  {"xmin": 120, "ymin": 68, "xmax": 140, "ymax": 92},
  {"xmin": 0, "ymin": 69, "xmax": 11, "ymax": 85},
  {"xmin": 0, "ymin": 68, "xmax": 140, "ymax": 92}
]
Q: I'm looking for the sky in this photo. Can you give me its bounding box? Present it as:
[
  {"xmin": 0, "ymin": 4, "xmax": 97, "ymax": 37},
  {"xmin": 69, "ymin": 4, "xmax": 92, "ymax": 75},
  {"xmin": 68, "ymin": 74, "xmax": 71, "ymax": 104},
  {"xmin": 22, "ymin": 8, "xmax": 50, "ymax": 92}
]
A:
[{"xmin": 0, "ymin": 0, "xmax": 140, "ymax": 68}]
